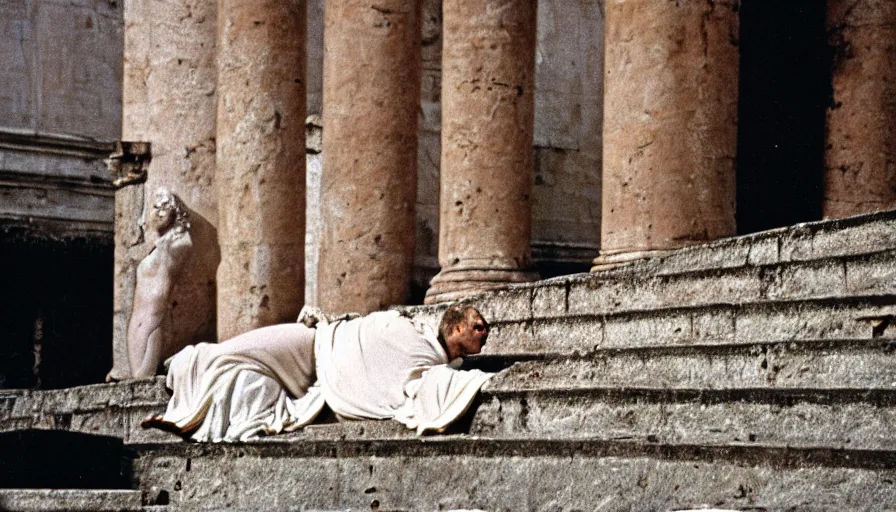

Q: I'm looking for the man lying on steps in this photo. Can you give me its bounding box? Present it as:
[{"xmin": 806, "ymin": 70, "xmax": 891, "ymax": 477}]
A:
[{"xmin": 142, "ymin": 305, "xmax": 493, "ymax": 442}]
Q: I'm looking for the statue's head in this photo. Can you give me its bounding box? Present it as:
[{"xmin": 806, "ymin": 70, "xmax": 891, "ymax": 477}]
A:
[
  {"xmin": 438, "ymin": 304, "xmax": 489, "ymax": 360},
  {"xmin": 148, "ymin": 186, "xmax": 190, "ymax": 235}
]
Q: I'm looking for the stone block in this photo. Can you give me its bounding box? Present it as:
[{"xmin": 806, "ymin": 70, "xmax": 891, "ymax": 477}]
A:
[
  {"xmin": 532, "ymin": 318, "xmax": 602, "ymax": 354},
  {"xmin": 399, "ymin": 456, "xmax": 531, "ymax": 511},
  {"xmin": 0, "ymin": 489, "xmax": 142, "ymax": 512},
  {"xmin": 766, "ymin": 261, "xmax": 846, "ymax": 301},
  {"xmin": 734, "ymin": 301, "xmax": 876, "ymax": 342},
  {"xmin": 691, "ymin": 308, "xmax": 736, "ymax": 342},
  {"xmin": 476, "ymin": 288, "xmax": 533, "ymax": 323},
  {"xmin": 566, "ymin": 278, "xmax": 616, "ymax": 315},
  {"xmin": 747, "ymin": 236, "xmax": 780, "ymax": 266},
  {"xmin": 67, "ymin": 409, "xmax": 127, "ymax": 438},
  {"xmin": 660, "ymin": 240, "xmax": 751, "ymax": 275},
  {"xmin": 235, "ymin": 456, "xmax": 340, "ymax": 510},
  {"xmin": 483, "ymin": 321, "xmax": 537, "ymax": 355},
  {"xmin": 337, "ymin": 456, "xmax": 408, "ymax": 511},
  {"xmin": 531, "ymin": 283, "xmax": 568, "ymax": 318},
  {"xmin": 846, "ymin": 252, "xmax": 896, "ymax": 295},
  {"xmin": 604, "ymin": 311, "xmax": 692, "ymax": 348}
]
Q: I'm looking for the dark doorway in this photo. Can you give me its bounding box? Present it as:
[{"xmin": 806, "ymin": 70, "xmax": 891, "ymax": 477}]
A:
[
  {"xmin": 737, "ymin": 0, "xmax": 829, "ymax": 234},
  {"xmin": 0, "ymin": 430, "xmax": 128, "ymax": 489},
  {"xmin": 0, "ymin": 227, "xmax": 112, "ymax": 390}
]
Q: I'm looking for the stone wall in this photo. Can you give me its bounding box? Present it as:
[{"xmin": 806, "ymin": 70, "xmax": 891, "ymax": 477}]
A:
[
  {"xmin": 0, "ymin": 0, "xmax": 122, "ymax": 233},
  {"xmin": 0, "ymin": 0, "xmax": 122, "ymax": 389},
  {"xmin": 0, "ymin": 0, "xmax": 122, "ymax": 140}
]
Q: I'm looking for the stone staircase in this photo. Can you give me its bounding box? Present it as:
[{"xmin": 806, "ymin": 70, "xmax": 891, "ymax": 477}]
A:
[{"xmin": 2, "ymin": 210, "xmax": 896, "ymax": 510}]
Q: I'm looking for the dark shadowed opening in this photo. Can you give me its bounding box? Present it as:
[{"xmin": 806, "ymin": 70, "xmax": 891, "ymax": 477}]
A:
[
  {"xmin": 0, "ymin": 227, "xmax": 112, "ymax": 390},
  {"xmin": 737, "ymin": 0, "xmax": 829, "ymax": 234},
  {"xmin": 0, "ymin": 430, "xmax": 128, "ymax": 489}
]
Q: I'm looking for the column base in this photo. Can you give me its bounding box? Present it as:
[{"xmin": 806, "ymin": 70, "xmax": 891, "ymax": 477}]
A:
[
  {"xmin": 424, "ymin": 267, "xmax": 539, "ymax": 304},
  {"xmin": 590, "ymin": 248, "xmax": 673, "ymax": 272}
]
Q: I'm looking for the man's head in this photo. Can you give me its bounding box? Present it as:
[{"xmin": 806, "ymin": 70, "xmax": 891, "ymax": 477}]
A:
[{"xmin": 438, "ymin": 305, "xmax": 489, "ymax": 360}]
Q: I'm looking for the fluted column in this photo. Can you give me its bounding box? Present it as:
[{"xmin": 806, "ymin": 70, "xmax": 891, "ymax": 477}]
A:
[
  {"xmin": 113, "ymin": 0, "xmax": 219, "ymax": 379},
  {"xmin": 216, "ymin": 0, "xmax": 306, "ymax": 339},
  {"xmin": 317, "ymin": 0, "xmax": 422, "ymax": 314},
  {"xmin": 593, "ymin": 0, "xmax": 739, "ymax": 271},
  {"xmin": 424, "ymin": 0, "xmax": 539, "ymax": 304},
  {"xmin": 824, "ymin": 0, "xmax": 896, "ymax": 219}
]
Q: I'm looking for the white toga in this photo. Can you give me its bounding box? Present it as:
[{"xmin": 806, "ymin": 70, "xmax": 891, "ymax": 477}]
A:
[{"xmin": 156, "ymin": 311, "xmax": 492, "ymax": 442}]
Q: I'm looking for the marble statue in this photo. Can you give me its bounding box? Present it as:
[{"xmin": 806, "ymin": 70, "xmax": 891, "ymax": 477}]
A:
[{"xmin": 127, "ymin": 187, "xmax": 194, "ymax": 378}]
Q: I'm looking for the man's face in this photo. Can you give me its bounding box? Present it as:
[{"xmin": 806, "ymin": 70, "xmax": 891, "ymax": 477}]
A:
[{"xmin": 448, "ymin": 310, "xmax": 489, "ymax": 359}]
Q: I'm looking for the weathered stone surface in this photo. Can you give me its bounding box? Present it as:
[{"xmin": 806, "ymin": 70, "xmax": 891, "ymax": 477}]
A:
[
  {"xmin": 0, "ymin": 0, "xmax": 122, "ymax": 139},
  {"xmin": 426, "ymin": 0, "xmax": 540, "ymax": 304},
  {"xmin": 474, "ymin": 390, "xmax": 896, "ymax": 450},
  {"xmin": 597, "ymin": 0, "xmax": 739, "ymax": 267},
  {"xmin": 824, "ymin": 0, "xmax": 896, "ymax": 218},
  {"xmin": 317, "ymin": 0, "xmax": 422, "ymax": 315},
  {"xmin": 117, "ymin": 0, "xmax": 219, "ymax": 375},
  {"xmin": 0, "ymin": 378, "xmax": 172, "ymax": 444},
  {"xmin": 215, "ymin": 0, "xmax": 306, "ymax": 339},
  {"xmin": 0, "ymin": 490, "xmax": 142, "ymax": 512},
  {"xmin": 132, "ymin": 440, "xmax": 896, "ymax": 510},
  {"xmin": 485, "ymin": 339, "xmax": 896, "ymax": 392},
  {"xmin": 531, "ymin": 0, "xmax": 604, "ymax": 272}
]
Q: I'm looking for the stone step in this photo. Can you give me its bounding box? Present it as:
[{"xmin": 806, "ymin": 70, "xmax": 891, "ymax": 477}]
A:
[
  {"xmin": 0, "ymin": 378, "xmax": 174, "ymax": 445},
  {"xmin": 0, "ymin": 489, "xmax": 143, "ymax": 512},
  {"xmin": 477, "ymin": 337, "xmax": 896, "ymax": 391},
  {"xmin": 472, "ymin": 386, "xmax": 896, "ymax": 451},
  {"xmin": 482, "ymin": 294, "xmax": 896, "ymax": 355},
  {"xmin": 129, "ymin": 436, "xmax": 896, "ymax": 511},
  {"xmin": 399, "ymin": 211, "xmax": 896, "ymax": 345},
  {"xmin": 597, "ymin": 209, "xmax": 896, "ymax": 278}
]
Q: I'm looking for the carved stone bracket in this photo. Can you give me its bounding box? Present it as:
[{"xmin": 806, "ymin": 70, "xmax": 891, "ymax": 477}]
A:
[{"xmin": 107, "ymin": 141, "xmax": 151, "ymax": 189}]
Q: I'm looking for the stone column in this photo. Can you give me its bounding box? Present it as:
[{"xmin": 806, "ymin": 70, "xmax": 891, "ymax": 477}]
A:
[
  {"xmin": 424, "ymin": 0, "xmax": 539, "ymax": 304},
  {"xmin": 113, "ymin": 0, "xmax": 219, "ymax": 379},
  {"xmin": 593, "ymin": 0, "xmax": 739, "ymax": 271},
  {"xmin": 318, "ymin": 0, "xmax": 422, "ymax": 315},
  {"xmin": 824, "ymin": 0, "xmax": 896, "ymax": 219},
  {"xmin": 216, "ymin": 0, "xmax": 306, "ymax": 340}
]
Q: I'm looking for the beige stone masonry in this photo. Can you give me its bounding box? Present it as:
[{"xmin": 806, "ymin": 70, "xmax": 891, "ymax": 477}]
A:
[
  {"xmin": 824, "ymin": 0, "xmax": 896, "ymax": 219},
  {"xmin": 425, "ymin": 0, "xmax": 540, "ymax": 304},
  {"xmin": 593, "ymin": 0, "xmax": 739, "ymax": 271},
  {"xmin": 114, "ymin": 0, "xmax": 219, "ymax": 378},
  {"xmin": 317, "ymin": 0, "xmax": 422, "ymax": 315},
  {"xmin": 216, "ymin": 0, "xmax": 306, "ymax": 339}
]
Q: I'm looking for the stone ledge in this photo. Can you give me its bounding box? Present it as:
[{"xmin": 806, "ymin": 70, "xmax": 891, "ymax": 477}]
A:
[
  {"xmin": 473, "ymin": 390, "xmax": 896, "ymax": 450},
  {"xmin": 130, "ymin": 436, "xmax": 896, "ymax": 471},
  {"xmin": 481, "ymin": 337, "xmax": 896, "ymax": 391},
  {"xmin": 398, "ymin": 209, "xmax": 896, "ymax": 321},
  {"xmin": 0, "ymin": 377, "xmax": 172, "ymax": 444},
  {"xmin": 483, "ymin": 294, "xmax": 896, "ymax": 355},
  {"xmin": 131, "ymin": 438, "xmax": 896, "ymax": 511},
  {"xmin": 0, "ymin": 489, "xmax": 142, "ymax": 512}
]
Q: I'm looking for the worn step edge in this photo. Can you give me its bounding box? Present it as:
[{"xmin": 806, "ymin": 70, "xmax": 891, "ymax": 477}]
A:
[
  {"xmin": 471, "ymin": 390, "xmax": 896, "ymax": 451},
  {"xmin": 398, "ymin": 210, "xmax": 896, "ymax": 319},
  {"xmin": 480, "ymin": 386, "xmax": 896, "ymax": 406},
  {"xmin": 0, "ymin": 489, "xmax": 143, "ymax": 512},
  {"xmin": 469, "ymin": 336, "xmax": 896, "ymax": 364},
  {"xmin": 477, "ymin": 337, "xmax": 896, "ymax": 390},
  {"xmin": 499, "ymin": 250, "xmax": 896, "ymax": 322},
  {"xmin": 128, "ymin": 435, "xmax": 896, "ymax": 471},
  {"xmin": 484, "ymin": 293, "xmax": 896, "ymax": 354}
]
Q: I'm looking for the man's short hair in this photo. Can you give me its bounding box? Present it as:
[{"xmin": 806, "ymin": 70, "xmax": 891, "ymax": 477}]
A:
[{"xmin": 437, "ymin": 304, "xmax": 484, "ymax": 345}]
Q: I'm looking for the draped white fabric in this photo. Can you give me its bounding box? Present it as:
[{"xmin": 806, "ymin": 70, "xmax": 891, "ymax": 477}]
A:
[
  {"xmin": 155, "ymin": 311, "xmax": 492, "ymax": 441},
  {"xmin": 316, "ymin": 311, "xmax": 493, "ymax": 434}
]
